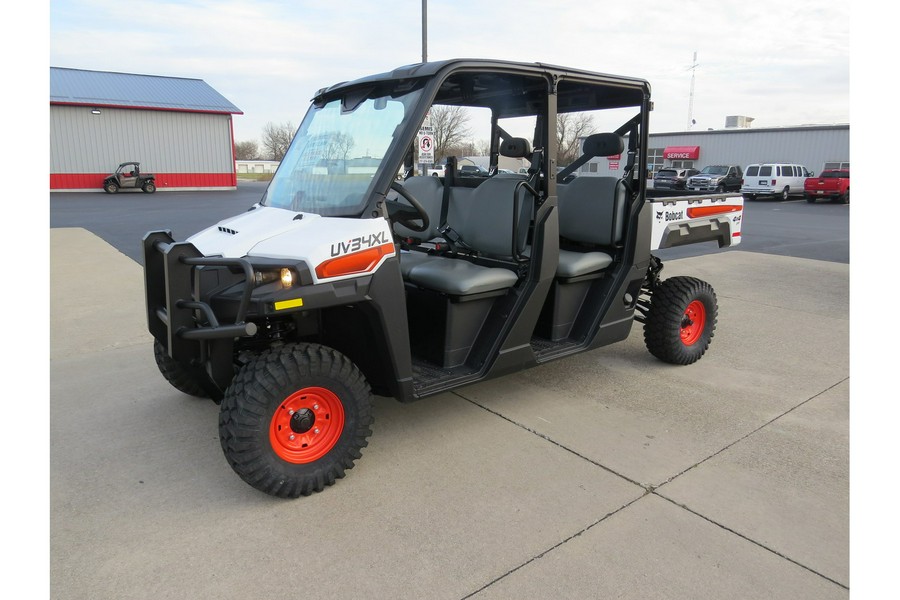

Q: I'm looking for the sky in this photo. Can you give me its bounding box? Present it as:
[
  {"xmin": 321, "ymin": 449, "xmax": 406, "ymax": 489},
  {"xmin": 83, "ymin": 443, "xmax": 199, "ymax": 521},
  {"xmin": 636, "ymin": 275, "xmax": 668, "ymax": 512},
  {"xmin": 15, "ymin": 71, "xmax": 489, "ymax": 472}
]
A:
[{"xmin": 46, "ymin": 0, "xmax": 851, "ymax": 145}]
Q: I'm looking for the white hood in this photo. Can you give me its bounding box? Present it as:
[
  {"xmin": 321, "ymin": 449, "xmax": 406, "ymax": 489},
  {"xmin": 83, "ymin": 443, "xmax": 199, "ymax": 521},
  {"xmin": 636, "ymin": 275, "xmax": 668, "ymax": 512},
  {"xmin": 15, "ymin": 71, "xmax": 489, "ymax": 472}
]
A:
[{"xmin": 187, "ymin": 205, "xmax": 396, "ymax": 284}]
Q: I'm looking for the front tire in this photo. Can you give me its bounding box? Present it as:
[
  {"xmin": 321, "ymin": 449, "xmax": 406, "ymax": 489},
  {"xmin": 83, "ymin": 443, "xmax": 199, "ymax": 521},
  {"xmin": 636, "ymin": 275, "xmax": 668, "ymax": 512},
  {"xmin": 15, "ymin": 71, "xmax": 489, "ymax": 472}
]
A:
[
  {"xmin": 644, "ymin": 276, "xmax": 717, "ymax": 365},
  {"xmin": 219, "ymin": 343, "xmax": 374, "ymax": 498},
  {"xmin": 153, "ymin": 340, "xmax": 210, "ymax": 398},
  {"xmin": 104, "ymin": 181, "xmax": 119, "ymax": 194}
]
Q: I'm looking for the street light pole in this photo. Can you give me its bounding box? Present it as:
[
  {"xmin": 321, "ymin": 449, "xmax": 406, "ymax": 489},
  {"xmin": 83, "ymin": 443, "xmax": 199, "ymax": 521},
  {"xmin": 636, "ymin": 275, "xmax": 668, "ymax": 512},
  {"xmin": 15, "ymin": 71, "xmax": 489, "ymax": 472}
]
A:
[{"xmin": 422, "ymin": 0, "xmax": 427, "ymax": 63}]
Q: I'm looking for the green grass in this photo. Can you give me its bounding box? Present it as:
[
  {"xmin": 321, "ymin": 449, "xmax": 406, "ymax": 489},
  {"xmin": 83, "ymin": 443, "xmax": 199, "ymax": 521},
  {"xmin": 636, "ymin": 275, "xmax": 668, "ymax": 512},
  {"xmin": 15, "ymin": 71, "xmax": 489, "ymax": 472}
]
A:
[{"xmin": 236, "ymin": 173, "xmax": 275, "ymax": 181}]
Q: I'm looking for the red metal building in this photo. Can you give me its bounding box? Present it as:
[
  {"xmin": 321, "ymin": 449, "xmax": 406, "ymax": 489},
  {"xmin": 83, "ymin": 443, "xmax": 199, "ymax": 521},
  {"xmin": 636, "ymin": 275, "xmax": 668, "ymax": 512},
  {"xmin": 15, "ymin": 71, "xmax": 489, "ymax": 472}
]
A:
[{"xmin": 50, "ymin": 67, "xmax": 243, "ymax": 191}]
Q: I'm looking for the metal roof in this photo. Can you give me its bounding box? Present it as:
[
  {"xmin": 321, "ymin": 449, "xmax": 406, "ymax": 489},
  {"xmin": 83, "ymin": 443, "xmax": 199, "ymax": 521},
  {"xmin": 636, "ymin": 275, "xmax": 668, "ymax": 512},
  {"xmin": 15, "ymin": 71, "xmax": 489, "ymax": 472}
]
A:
[{"xmin": 50, "ymin": 67, "xmax": 242, "ymax": 114}]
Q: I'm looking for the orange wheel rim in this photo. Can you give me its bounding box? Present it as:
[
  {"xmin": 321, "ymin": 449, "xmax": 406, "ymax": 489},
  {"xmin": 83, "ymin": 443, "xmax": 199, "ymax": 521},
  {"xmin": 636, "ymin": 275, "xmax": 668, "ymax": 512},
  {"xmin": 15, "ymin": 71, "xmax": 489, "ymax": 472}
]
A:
[
  {"xmin": 680, "ymin": 300, "xmax": 706, "ymax": 346},
  {"xmin": 269, "ymin": 387, "xmax": 345, "ymax": 463}
]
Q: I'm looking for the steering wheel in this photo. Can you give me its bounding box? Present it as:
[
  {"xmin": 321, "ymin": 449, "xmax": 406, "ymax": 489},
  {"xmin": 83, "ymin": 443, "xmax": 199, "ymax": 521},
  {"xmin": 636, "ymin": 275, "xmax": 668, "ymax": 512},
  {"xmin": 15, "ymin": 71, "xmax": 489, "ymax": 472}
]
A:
[{"xmin": 387, "ymin": 181, "xmax": 430, "ymax": 233}]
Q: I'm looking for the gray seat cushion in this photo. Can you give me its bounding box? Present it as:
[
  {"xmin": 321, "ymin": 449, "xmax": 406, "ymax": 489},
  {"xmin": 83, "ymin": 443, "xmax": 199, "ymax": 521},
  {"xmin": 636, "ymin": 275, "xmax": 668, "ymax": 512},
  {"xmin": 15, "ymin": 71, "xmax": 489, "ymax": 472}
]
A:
[
  {"xmin": 406, "ymin": 257, "xmax": 518, "ymax": 295},
  {"xmin": 398, "ymin": 250, "xmax": 436, "ymax": 278},
  {"xmin": 556, "ymin": 249, "xmax": 613, "ymax": 278}
]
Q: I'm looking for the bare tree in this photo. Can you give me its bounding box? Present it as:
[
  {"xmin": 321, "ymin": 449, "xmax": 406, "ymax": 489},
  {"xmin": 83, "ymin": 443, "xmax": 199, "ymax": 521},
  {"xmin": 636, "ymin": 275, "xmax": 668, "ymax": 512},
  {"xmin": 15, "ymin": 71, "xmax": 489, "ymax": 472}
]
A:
[
  {"xmin": 557, "ymin": 112, "xmax": 596, "ymax": 166},
  {"xmin": 325, "ymin": 132, "xmax": 356, "ymax": 161},
  {"xmin": 234, "ymin": 140, "xmax": 258, "ymax": 160},
  {"xmin": 430, "ymin": 105, "xmax": 472, "ymax": 163},
  {"xmin": 261, "ymin": 121, "xmax": 296, "ymax": 161}
]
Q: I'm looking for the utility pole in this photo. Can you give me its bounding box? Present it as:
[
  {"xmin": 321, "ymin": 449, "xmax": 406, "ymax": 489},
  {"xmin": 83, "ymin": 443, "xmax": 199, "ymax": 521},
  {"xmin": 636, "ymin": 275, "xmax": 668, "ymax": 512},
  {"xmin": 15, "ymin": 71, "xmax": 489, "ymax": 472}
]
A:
[
  {"xmin": 687, "ymin": 51, "xmax": 699, "ymax": 130},
  {"xmin": 422, "ymin": 0, "xmax": 428, "ymax": 63}
]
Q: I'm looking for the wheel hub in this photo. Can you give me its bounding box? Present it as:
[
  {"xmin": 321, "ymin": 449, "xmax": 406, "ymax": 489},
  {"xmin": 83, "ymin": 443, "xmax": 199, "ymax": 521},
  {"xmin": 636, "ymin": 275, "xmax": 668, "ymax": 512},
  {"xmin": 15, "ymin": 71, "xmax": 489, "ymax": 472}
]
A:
[
  {"xmin": 290, "ymin": 408, "xmax": 315, "ymax": 434},
  {"xmin": 269, "ymin": 387, "xmax": 345, "ymax": 464},
  {"xmin": 680, "ymin": 300, "xmax": 706, "ymax": 346}
]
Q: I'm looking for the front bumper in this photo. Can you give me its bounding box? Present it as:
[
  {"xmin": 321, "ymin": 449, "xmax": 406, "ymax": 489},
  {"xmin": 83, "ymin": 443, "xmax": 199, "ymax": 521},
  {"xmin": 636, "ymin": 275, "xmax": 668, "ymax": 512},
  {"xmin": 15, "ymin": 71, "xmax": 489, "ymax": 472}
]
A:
[
  {"xmin": 686, "ymin": 178, "xmax": 720, "ymax": 191},
  {"xmin": 740, "ymin": 186, "xmax": 775, "ymax": 196},
  {"xmin": 143, "ymin": 231, "xmax": 262, "ymax": 397},
  {"xmin": 143, "ymin": 230, "xmax": 379, "ymax": 397}
]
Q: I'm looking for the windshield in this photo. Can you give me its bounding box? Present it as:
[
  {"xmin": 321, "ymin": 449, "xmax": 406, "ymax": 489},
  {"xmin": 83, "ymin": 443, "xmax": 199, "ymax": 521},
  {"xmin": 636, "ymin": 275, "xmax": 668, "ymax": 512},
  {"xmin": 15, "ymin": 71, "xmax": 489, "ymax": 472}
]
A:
[
  {"xmin": 700, "ymin": 166, "xmax": 728, "ymax": 175},
  {"xmin": 262, "ymin": 86, "xmax": 423, "ymax": 216}
]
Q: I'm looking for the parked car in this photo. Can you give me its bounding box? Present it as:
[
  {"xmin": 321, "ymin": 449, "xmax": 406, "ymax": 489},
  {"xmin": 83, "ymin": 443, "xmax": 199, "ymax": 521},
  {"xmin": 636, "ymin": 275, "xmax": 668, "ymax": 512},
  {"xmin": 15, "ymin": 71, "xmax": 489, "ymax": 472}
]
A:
[
  {"xmin": 686, "ymin": 165, "xmax": 743, "ymax": 193},
  {"xmin": 741, "ymin": 163, "xmax": 812, "ymax": 200},
  {"xmin": 458, "ymin": 164, "xmax": 489, "ymax": 177},
  {"xmin": 804, "ymin": 169, "xmax": 849, "ymax": 204},
  {"xmin": 653, "ymin": 168, "xmax": 699, "ymax": 190}
]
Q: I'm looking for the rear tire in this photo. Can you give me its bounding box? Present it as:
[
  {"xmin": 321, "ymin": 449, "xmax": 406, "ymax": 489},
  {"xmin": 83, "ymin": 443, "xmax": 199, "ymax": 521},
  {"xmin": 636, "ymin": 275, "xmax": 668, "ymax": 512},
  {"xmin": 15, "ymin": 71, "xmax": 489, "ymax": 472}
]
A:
[
  {"xmin": 781, "ymin": 187, "xmax": 790, "ymax": 201},
  {"xmin": 153, "ymin": 340, "xmax": 210, "ymax": 398},
  {"xmin": 142, "ymin": 181, "xmax": 157, "ymax": 193},
  {"xmin": 806, "ymin": 194, "xmax": 816, "ymax": 203},
  {"xmin": 644, "ymin": 276, "xmax": 717, "ymax": 365},
  {"xmin": 219, "ymin": 343, "xmax": 374, "ymax": 498}
]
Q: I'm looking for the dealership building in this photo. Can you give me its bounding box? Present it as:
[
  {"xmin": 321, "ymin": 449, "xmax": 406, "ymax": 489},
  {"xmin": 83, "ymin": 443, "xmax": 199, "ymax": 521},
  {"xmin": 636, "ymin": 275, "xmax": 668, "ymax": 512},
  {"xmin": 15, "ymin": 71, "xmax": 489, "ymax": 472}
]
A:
[
  {"xmin": 50, "ymin": 67, "xmax": 243, "ymax": 192},
  {"xmin": 581, "ymin": 123, "xmax": 849, "ymax": 179}
]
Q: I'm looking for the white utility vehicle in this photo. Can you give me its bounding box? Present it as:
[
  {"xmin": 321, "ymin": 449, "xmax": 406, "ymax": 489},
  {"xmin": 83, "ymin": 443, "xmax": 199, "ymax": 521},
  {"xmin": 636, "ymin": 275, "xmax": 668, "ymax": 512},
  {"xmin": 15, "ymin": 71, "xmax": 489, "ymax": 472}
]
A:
[{"xmin": 144, "ymin": 59, "xmax": 743, "ymax": 498}]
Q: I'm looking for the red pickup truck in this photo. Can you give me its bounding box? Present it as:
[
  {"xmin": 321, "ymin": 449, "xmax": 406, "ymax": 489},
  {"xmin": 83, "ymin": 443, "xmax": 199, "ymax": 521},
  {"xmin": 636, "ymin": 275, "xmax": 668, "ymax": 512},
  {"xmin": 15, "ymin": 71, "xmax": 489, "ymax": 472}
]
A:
[{"xmin": 805, "ymin": 169, "xmax": 849, "ymax": 204}]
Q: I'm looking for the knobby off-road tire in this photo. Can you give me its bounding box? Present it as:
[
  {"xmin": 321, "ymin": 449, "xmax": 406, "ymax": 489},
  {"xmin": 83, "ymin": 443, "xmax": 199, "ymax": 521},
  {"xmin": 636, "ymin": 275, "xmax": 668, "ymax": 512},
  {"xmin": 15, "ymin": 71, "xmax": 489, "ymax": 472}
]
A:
[
  {"xmin": 219, "ymin": 343, "xmax": 374, "ymax": 498},
  {"xmin": 153, "ymin": 340, "xmax": 210, "ymax": 398},
  {"xmin": 644, "ymin": 276, "xmax": 718, "ymax": 365}
]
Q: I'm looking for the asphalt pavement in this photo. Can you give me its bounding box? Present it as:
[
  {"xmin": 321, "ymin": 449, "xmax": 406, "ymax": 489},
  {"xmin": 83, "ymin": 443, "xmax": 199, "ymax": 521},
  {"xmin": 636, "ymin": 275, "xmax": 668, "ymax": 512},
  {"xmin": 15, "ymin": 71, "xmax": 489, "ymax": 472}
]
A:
[{"xmin": 49, "ymin": 224, "xmax": 849, "ymax": 599}]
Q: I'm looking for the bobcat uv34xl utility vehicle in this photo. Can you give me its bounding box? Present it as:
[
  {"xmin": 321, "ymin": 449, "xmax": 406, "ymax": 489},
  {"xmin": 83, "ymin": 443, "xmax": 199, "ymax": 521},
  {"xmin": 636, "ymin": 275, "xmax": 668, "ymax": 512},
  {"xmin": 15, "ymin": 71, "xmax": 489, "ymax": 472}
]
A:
[{"xmin": 143, "ymin": 59, "xmax": 743, "ymax": 498}]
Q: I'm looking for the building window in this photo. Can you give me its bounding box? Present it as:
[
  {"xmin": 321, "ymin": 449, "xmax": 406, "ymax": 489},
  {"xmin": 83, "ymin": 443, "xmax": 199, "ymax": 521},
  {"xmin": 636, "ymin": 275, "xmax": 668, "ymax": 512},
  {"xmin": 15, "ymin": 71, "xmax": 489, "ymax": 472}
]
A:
[
  {"xmin": 648, "ymin": 148, "xmax": 664, "ymax": 174},
  {"xmin": 671, "ymin": 160, "xmax": 695, "ymax": 169},
  {"xmin": 824, "ymin": 161, "xmax": 850, "ymax": 170}
]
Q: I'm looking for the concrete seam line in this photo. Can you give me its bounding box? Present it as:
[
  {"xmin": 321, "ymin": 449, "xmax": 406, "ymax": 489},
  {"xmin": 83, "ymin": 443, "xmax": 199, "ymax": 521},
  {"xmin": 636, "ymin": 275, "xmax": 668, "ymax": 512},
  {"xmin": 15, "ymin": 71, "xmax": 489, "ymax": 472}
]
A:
[
  {"xmin": 653, "ymin": 376, "xmax": 849, "ymax": 491},
  {"xmin": 458, "ymin": 494, "xmax": 648, "ymax": 600},
  {"xmin": 654, "ymin": 492, "xmax": 849, "ymax": 591},
  {"xmin": 455, "ymin": 392, "xmax": 650, "ymax": 491}
]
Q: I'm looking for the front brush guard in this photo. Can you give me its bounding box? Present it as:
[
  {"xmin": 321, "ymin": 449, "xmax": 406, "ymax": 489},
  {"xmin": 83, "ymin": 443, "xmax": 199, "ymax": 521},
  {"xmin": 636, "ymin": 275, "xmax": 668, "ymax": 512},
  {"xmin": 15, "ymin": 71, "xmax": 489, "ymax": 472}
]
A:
[{"xmin": 143, "ymin": 230, "xmax": 259, "ymax": 398}]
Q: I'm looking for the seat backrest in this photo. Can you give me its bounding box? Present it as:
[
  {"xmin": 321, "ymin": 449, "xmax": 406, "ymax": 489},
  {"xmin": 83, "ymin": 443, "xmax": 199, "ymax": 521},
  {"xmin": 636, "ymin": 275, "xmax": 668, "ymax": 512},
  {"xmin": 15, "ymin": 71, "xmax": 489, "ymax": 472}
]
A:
[
  {"xmin": 453, "ymin": 177, "xmax": 534, "ymax": 260},
  {"xmin": 391, "ymin": 175, "xmax": 444, "ymax": 240},
  {"xmin": 557, "ymin": 176, "xmax": 627, "ymax": 247}
]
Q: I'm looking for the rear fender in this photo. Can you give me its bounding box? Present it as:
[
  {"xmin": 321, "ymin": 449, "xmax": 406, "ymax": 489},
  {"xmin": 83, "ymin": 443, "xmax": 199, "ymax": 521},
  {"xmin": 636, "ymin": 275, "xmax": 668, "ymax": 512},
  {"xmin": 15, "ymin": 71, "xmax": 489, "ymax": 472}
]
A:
[{"xmin": 649, "ymin": 194, "xmax": 744, "ymax": 250}]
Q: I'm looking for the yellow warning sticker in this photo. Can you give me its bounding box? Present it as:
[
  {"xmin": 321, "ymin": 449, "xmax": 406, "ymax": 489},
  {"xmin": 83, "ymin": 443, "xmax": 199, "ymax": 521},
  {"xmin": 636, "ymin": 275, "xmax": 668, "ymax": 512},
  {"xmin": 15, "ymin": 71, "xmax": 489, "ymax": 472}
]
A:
[{"xmin": 274, "ymin": 298, "xmax": 304, "ymax": 311}]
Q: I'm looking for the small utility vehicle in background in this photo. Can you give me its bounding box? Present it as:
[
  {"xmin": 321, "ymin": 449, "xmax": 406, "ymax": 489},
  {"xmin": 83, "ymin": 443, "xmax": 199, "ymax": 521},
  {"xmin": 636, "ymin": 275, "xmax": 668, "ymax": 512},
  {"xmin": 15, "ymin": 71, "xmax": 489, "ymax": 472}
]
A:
[
  {"xmin": 143, "ymin": 59, "xmax": 743, "ymax": 498},
  {"xmin": 104, "ymin": 161, "xmax": 156, "ymax": 194}
]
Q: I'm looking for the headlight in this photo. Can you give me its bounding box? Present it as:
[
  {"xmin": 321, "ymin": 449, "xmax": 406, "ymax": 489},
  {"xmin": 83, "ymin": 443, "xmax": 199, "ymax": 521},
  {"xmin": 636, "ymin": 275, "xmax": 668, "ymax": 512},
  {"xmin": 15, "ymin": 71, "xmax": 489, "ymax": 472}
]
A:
[{"xmin": 254, "ymin": 267, "xmax": 295, "ymax": 288}]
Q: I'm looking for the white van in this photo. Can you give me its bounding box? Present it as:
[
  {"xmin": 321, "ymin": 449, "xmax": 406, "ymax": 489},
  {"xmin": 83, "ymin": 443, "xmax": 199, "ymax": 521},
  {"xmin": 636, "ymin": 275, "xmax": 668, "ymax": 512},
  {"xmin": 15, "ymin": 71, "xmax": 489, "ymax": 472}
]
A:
[{"xmin": 741, "ymin": 163, "xmax": 812, "ymax": 200}]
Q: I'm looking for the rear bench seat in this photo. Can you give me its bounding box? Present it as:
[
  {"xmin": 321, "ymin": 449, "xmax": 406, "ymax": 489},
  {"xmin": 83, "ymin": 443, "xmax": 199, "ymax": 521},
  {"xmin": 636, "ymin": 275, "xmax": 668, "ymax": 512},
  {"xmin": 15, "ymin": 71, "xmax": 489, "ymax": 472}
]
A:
[{"xmin": 538, "ymin": 173, "xmax": 628, "ymax": 341}]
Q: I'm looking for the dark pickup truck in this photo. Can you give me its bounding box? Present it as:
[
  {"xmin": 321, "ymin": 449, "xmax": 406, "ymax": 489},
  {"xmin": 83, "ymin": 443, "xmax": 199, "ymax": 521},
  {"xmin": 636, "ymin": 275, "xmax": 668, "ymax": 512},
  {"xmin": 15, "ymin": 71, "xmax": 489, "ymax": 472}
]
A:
[{"xmin": 805, "ymin": 169, "xmax": 849, "ymax": 204}]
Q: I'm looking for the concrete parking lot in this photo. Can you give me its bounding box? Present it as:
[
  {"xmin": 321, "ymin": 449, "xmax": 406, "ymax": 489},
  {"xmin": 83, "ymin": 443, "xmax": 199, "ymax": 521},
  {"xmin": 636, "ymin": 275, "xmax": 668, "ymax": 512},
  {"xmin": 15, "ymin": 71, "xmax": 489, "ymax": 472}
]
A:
[{"xmin": 50, "ymin": 226, "xmax": 849, "ymax": 599}]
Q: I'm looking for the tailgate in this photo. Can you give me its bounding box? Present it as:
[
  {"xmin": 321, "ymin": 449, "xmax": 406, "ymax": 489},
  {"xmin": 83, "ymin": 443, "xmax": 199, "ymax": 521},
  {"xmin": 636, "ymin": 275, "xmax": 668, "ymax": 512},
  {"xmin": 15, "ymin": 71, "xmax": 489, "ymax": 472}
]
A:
[{"xmin": 649, "ymin": 194, "xmax": 743, "ymax": 250}]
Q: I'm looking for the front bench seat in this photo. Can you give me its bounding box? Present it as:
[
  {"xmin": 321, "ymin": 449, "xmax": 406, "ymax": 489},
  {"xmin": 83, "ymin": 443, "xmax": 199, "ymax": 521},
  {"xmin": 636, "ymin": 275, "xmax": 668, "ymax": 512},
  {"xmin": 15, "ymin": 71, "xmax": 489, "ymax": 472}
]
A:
[{"xmin": 405, "ymin": 176, "xmax": 534, "ymax": 295}]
